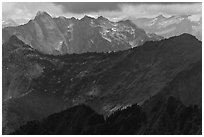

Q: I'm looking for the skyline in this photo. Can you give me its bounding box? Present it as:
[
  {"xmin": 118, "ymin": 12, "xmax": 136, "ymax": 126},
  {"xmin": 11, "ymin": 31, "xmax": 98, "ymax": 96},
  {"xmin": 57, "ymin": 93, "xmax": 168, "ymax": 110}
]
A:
[{"xmin": 2, "ymin": 2, "xmax": 202, "ymax": 24}]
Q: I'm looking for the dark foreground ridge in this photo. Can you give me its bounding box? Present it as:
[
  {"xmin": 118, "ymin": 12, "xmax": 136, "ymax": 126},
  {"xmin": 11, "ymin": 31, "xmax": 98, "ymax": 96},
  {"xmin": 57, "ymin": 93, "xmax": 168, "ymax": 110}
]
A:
[
  {"xmin": 3, "ymin": 33, "xmax": 202, "ymax": 134},
  {"xmin": 11, "ymin": 95, "xmax": 201, "ymax": 135}
]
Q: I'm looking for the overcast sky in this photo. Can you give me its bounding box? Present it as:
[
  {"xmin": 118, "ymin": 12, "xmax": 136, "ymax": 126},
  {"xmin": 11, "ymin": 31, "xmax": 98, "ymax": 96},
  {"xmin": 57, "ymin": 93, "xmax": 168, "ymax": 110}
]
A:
[{"xmin": 2, "ymin": 2, "xmax": 202, "ymax": 24}]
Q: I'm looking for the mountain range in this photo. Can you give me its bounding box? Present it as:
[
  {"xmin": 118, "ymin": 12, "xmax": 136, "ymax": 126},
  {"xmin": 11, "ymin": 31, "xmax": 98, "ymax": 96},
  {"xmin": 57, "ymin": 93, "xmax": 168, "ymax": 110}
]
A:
[
  {"xmin": 2, "ymin": 32, "xmax": 202, "ymax": 134},
  {"xmin": 2, "ymin": 11, "xmax": 162, "ymax": 55},
  {"xmin": 131, "ymin": 14, "xmax": 202, "ymax": 40}
]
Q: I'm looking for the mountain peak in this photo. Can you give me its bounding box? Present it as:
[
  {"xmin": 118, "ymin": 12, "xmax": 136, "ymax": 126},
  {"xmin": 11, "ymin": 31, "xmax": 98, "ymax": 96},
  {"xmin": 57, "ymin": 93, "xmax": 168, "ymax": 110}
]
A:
[
  {"xmin": 81, "ymin": 15, "xmax": 94, "ymax": 20},
  {"xmin": 36, "ymin": 11, "xmax": 51, "ymax": 18},
  {"xmin": 97, "ymin": 16, "xmax": 108, "ymax": 21},
  {"xmin": 178, "ymin": 33, "xmax": 197, "ymax": 39},
  {"xmin": 156, "ymin": 14, "xmax": 166, "ymax": 19},
  {"xmin": 58, "ymin": 16, "xmax": 67, "ymax": 20},
  {"xmin": 34, "ymin": 11, "xmax": 53, "ymax": 23}
]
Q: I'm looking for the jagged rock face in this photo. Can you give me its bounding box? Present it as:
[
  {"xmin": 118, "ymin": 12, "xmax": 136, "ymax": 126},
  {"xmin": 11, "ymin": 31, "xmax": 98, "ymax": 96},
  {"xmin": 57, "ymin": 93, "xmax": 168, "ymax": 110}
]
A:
[
  {"xmin": 2, "ymin": 11, "xmax": 162, "ymax": 55},
  {"xmin": 132, "ymin": 15, "xmax": 202, "ymax": 40},
  {"xmin": 2, "ymin": 34, "xmax": 201, "ymax": 134}
]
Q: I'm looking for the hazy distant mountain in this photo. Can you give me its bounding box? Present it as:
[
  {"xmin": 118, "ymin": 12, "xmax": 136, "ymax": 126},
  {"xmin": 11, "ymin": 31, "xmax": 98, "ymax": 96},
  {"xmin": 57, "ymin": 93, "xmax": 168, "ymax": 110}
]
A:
[
  {"xmin": 3, "ymin": 33, "xmax": 201, "ymax": 134},
  {"xmin": 132, "ymin": 15, "xmax": 202, "ymax": 40},
  {"xmin": 2, "ymin": 19, "xmax": 18, "ymax": 28},
  {"xmin": 2, "ymin": 11, "xmax": 162, "ymax": 55}
]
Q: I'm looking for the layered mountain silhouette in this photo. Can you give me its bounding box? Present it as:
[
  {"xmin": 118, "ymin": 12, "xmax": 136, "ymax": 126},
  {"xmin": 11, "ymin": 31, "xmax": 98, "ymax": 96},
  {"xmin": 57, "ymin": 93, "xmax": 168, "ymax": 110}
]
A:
[
  {"xmin": 2, "ymin": 11, "xmax": 162, "ymax": 55},
  {"xmin": 132, "ymin": 15, "xmax": 202, "ymax": 40},
  {"xmin": 2, "ymin": 33, "xmax": 201, "ymax": 134}
]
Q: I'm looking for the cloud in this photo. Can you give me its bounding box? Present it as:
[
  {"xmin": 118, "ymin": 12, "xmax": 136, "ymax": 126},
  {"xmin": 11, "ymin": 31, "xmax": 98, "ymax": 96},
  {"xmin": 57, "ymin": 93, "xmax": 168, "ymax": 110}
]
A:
[
  {"xmin": 2, "ymin": 2, "xmax": 202, "ymax": 24},
  {"xmin": 2, "ymin": 2, "xmax": 64, "ymax": 23},
  {"xmin": 118, "ymin": 3, "xmax": 202, "ymax": 18},
  {"xmin": 53, "ymin": 2, "xmax": 201, "ymax": 14},
  {"xmin": 53, "ymin": 2, "xmax": 121, "ymax": 14},
  {"xmin": 53, "ymin": 2, "xmax": 202, "ymax": 21}
]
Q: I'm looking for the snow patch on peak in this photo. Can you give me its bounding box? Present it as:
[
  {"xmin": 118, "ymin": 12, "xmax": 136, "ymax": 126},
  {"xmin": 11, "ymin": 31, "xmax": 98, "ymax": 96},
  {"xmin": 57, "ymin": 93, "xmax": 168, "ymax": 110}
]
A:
[
  {"xmin": 102, "ymin": 35, "xmax": 112, "ymax": 42},
  {"xmin": 100, "ymin": 31, "xmax": 112, "ymax": 42}
]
